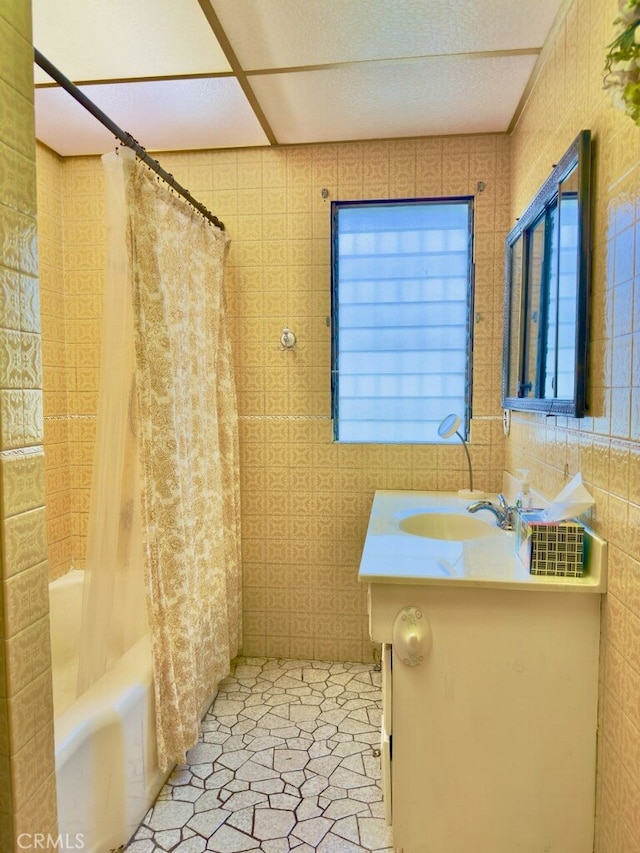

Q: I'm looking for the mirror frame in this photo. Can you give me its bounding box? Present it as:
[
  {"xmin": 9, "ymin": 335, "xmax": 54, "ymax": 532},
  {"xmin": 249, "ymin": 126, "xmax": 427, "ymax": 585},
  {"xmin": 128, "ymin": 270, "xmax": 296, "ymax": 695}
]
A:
[{"xmin": 501, "ymin": 130, "xmax": 593, "ymax": 417}]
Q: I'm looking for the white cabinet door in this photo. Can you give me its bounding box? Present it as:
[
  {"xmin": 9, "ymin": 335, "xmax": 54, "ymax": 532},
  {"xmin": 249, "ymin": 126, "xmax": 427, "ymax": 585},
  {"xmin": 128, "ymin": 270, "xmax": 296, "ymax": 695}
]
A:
[{"xmin": 376, "ymin": 585, "xmax": 600, "ymax": 853}]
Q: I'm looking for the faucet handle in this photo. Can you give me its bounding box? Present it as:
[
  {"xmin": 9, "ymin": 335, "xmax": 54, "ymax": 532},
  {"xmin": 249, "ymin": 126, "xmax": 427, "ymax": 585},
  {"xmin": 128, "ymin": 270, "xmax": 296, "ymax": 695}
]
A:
[{"xmin": 497, "ymin": 493, "xmax": 507, "ymax": 509}]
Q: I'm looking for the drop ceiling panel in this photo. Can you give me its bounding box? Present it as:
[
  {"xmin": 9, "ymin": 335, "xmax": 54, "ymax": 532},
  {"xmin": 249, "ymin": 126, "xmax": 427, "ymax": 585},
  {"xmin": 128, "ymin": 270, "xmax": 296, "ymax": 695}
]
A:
[
  {"xmin": 31, "ymin": 0, "xmax": 566, "ymax": 154},
  {"xmin": 32, "ymin": 0, "xmax": 231, "ymax": 84},
  {"xmin": 35, "ymin": 78, "xmax": 269, "ymax": 156},
  {"xmin": 210, "ymin": 0, "xmax": 561, "ymax": 68},
  {"xmin": 249, "ymin": 54, "xmax": 539, "ymax": 144}
]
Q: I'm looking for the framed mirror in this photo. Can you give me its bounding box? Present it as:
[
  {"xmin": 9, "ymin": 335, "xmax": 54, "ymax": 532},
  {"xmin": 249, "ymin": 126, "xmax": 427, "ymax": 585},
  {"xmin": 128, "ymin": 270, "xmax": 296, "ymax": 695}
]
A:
[{"xmin": 502, "ymin": 130, "xmax": 593, "ymax": 417}]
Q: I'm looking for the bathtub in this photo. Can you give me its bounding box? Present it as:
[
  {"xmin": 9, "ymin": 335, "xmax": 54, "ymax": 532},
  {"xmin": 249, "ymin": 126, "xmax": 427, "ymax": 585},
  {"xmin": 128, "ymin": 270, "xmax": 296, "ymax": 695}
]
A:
[{"xmin": 49, "ymin": 570, "xmax": 169, "ymax": 853}]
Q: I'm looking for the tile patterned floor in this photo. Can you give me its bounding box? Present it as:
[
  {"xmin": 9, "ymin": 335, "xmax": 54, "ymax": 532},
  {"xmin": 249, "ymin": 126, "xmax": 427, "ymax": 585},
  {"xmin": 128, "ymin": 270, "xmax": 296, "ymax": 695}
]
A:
[{"xmin": 125, "ymin": 657, "xmax": 393, "ymax": 853}]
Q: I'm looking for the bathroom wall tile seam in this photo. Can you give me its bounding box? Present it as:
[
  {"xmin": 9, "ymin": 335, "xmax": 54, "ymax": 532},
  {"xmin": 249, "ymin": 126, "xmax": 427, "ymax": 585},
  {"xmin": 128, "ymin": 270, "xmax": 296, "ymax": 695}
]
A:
[
  {"xmin": 599, "ymin": 683, "xmax": 640, "ymax": 798},
  {"xmin": 597, "ymin": 729, "xmax": 640, "ymax": 843},
  {"xmin": 603, "ymin": 593, "xmax": 640, "ymax": 681},
  {"xmin": 0, "ymin": 71, "xmax": 34, "ymax": 159}
]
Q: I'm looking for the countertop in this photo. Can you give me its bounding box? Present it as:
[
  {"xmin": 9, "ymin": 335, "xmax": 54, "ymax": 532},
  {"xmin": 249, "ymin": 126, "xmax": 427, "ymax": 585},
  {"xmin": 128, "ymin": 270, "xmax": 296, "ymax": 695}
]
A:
[{"xmin": 358, "ymin": 490, "xmax": 607, "ymax": 593}]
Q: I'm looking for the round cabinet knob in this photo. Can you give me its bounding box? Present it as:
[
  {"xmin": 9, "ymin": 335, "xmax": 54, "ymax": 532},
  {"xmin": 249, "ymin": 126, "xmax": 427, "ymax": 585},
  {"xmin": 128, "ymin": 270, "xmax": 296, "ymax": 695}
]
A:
[{"xmin": 392, "ymin": 606, "xmax": 432, "ymax": 667}]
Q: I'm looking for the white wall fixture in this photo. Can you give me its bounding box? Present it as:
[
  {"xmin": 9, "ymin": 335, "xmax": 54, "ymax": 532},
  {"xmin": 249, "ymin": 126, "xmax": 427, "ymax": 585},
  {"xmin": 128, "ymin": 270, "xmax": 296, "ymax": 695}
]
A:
[
  {"xmin": 392, "ymin": 606, "xmax": 432, "ymax": 667},
  {"xmin": 280, "ymin": 327, "xmax": 296, "ymax": 349}
]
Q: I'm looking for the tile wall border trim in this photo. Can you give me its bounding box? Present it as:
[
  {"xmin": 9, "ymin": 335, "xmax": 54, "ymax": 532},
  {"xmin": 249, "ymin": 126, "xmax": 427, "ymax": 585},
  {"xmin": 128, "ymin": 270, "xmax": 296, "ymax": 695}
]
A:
[{"xmin": 0, "ymin": 446, "xmax": 44, "ymax": 459}]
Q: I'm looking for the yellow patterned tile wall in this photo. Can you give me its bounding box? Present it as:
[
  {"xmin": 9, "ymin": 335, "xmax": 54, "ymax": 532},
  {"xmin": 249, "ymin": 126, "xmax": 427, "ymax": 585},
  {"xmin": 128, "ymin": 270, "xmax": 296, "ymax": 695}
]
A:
[
  {"xmin": 50, "ymin": 135, "xmax": 509, "ymax": 666},
  {"xmin": 0, "ymin": 0, "xmax": 58, "ymax": 848},
  {"xmin": 62, "ymin": 156, "xmax": 103, "ymax": 566},
  {"xmin": 508, "ymin": 0, "xmax": 640, "ymax": 847},
  {"xmin": 36, "ymin": 143, "xmax": 72, "ymax": 579}
]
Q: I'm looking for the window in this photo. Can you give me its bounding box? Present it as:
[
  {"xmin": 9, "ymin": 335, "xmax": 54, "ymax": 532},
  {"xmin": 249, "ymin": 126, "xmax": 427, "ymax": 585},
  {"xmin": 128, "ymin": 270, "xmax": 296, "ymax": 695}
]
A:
[{"xmin": 331, "ymin": 198, "xmax": 474, "ymax": 443}]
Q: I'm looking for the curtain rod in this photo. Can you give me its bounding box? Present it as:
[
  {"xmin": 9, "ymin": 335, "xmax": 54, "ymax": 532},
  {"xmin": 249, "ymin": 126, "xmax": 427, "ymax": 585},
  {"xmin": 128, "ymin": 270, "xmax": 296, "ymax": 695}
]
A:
[{"xmin": 34, "ymin": 48, "xmax": 225, "ymax": 231}]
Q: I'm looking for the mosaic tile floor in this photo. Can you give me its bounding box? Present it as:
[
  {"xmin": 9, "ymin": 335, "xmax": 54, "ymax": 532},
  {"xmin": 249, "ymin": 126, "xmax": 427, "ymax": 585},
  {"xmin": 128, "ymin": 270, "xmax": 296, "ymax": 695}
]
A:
[{"xmin": 126, "ymin": 657, "xmax": 393, "ymax": 853}]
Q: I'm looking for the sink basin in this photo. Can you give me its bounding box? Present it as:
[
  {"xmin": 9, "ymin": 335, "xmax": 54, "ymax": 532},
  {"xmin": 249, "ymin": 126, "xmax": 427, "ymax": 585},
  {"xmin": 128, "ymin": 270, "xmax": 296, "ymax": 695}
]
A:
[{"xmin": 399, "ymin": 511, "xmax": 498, "ymax": 541}]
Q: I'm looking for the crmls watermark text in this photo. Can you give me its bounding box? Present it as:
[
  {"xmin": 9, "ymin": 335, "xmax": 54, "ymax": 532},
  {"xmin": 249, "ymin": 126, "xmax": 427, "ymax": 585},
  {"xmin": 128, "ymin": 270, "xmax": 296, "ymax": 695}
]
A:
[{"xmin": 17, "ymin": 834, "xmax": 86, "ymax": 850}]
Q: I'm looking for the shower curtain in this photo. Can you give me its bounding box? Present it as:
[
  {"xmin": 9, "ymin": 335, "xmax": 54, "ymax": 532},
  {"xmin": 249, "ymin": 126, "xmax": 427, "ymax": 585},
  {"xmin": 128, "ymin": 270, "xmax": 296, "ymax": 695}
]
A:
[
  {"xmin": 78, "ymin": 149, "xmax": 242, "ymax": 772},
  {"xmin": 77, "ymin": 151, "xmax": 147, "ymax": 696}
]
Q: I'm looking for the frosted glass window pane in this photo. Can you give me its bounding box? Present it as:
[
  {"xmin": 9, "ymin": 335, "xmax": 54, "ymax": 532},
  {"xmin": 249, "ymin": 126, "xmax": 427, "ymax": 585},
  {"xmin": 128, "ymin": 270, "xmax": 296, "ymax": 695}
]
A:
[
  {"xmin": 340, "ymin": 277, "xmax": 468, "ymax": 304},
  {"xmin": 339, "ymin": 350, "xmax": 466, "ymax": 375},
  {"xmin": 332, "ymin": 198, "xmax": 473, "ymax": 443},
  {"xmin": 340, "ymin": 302, "xmax": 468, "ymax": 328}
]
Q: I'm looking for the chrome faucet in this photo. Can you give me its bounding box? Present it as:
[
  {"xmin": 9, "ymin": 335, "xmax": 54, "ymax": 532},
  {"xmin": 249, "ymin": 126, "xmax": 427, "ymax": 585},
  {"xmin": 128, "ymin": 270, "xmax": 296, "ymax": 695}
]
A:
[{"xmin": 466, "ymin": 494, "xmax": 516, "ymax": 531}]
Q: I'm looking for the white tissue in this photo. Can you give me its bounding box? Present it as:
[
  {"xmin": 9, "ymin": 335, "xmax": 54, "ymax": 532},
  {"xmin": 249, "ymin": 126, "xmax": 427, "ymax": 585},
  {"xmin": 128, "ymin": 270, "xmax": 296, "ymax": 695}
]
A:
[{"xmin": 543, "ymin": 472, "xmax": 594, "ymax": 522}]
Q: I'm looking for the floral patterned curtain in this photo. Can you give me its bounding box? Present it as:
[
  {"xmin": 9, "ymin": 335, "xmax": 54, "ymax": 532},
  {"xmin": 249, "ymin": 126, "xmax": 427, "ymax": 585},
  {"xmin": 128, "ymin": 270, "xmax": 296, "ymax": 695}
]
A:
[{"xmin": 123, "ymin": 153, "xmax": 242, "ymax": 771}]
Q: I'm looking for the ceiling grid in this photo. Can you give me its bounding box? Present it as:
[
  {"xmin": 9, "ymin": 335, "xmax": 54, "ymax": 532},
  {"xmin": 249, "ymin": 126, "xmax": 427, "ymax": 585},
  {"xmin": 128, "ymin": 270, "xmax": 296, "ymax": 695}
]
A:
[{"xmin": 33, "ymin": 0, "xmax": 566, "ymax": 156}]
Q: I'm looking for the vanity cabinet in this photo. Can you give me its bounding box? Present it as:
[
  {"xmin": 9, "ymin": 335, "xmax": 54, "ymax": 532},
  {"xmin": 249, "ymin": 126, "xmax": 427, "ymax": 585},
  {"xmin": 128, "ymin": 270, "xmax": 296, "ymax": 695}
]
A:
[{"xmin": 370, "ymin": 583, "xmax": 601, "ymax": 853}]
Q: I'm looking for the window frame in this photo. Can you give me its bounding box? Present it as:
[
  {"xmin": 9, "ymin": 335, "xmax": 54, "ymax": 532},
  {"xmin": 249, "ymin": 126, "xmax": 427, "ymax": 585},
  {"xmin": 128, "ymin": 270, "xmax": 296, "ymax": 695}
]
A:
[
  {"xmin": 330, "ymin": 196, "xmax": 475, "ymax": 444},
  {"xmin": 502, "ymin": 130, "xmax": 592, "ymax": 416}
]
